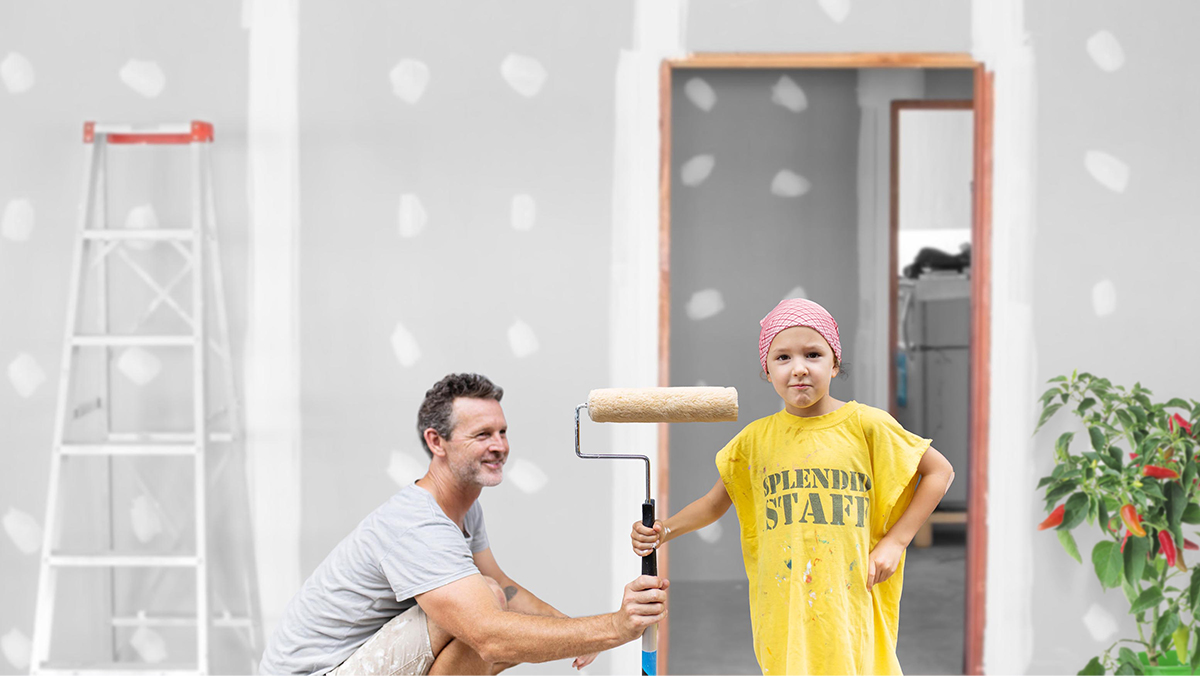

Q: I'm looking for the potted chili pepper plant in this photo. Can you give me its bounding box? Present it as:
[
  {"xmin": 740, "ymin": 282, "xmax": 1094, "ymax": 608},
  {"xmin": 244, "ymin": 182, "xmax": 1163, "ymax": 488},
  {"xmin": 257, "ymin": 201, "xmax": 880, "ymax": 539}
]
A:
[{"xmin": 1036, "ymin": 372, "xmax": 1200, "ymax": 675}]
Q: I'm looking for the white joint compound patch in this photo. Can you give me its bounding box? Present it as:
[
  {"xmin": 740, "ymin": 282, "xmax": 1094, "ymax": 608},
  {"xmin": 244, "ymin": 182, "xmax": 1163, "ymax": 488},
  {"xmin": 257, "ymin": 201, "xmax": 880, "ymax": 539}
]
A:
[
  {"xmin": 680, "ymin": 154, "xmax": 715, "ymax": 187},
  {"xmin": 771, "ymin": 170, "xmax": 811, "ymax": 198},
  {"xmin": 506, "ymin": 458, "xmax": 548, "ymax": 494},
  {"xmin": 507, "ymin": 320, "xmax": 540, "ymax": 358},
  {"xmin": 117, "ymin": 348, "xmax": 163, "ymax": 387},
  {"xmin": 686, "ymin": 289, "xmax": 725, "ymax": 321},
  {"xmin": 2, "ymin": 199, "xmax": 34, "ymax": 242},
  {"xmin": 0, "ymin": 52, "xmax": 35, "ymax": 94},
  {"xmin": 0, "ymin": 628, "xmax": 30, "ymax": 670},
  {"xmin": 1082, "ymin": 603, "xmax": 1118, "ymax": 641},
  {"xmin": 3, "ymin": 508, "xmax": 42, "ymax": 554},
  {"xmin": 818, "ymin": 0, "xmax": 851, "ymax": 24},
  {"xmin": 390, "ymin": 322, "xmax": 421, "ymax": 368},
  {"xmin": 130, "ymin": 494, "xmax": 164, "ymax": 543},
  {"xmin": 1092, "ymin": 280, "xmax": 1117, "ymax": 318},
  {"xmin": 511, "ymin": 194, "xmax": 536, "ymax": 231},
  {"xmin": 7, "ymin": 353, "xmax": 45, "ymax": 399},
  {"xmin": 684, "ymin": 77, "xmax": 716, "ymax": 112},
  {"xmin": 387, "ymin": 449, "xmax": 427, "ymax": 487},
  {"xmin": 390, "ymin": 59, "xmax": 431, "ymax": 105},
  {"xmin": 501, "ymin": 54, "xmax": 547, "ymax": 98},
  {"xmin": 772, "ymin": 75, "xmax": 808, "ymax": 113},
  {"xmin": 1086, "ymin": 31, "xmax": 1125, "ymax": 72},
  {"xmin": 130, "ymin": 625, "xmax": 168, "ymax": 663},
  {"xmin": 397, "ymin": 193, "xmax": 427, "ymax": 238},
  {"xmin": 119, "ymin": 59, "xmax": 166, "ymax": 98},
  {"xmin": 1084, "ymin": 151, "xmax": 1130, "ymax": 193},
  {"xmin": 784, "ymin": 285, "xmax": 809, "ymax": 301},
  {"xmin": 697, "ymin": 519, "xmax": 723, "ymax": 544},
  {"xmin": 123, "ymin": 204, "xmax": 159, "ymax": 251}
]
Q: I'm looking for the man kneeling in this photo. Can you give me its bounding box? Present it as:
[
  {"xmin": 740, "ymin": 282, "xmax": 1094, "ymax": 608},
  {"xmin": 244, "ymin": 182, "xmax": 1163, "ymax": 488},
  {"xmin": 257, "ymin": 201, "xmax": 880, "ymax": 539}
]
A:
[{"xmin": 259, "ymin": 373, "xmax": 668, "ymax": 675}]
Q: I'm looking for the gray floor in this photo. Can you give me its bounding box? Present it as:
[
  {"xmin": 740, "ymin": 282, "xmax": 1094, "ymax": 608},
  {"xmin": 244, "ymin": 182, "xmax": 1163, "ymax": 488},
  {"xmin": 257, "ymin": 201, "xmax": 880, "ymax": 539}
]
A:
[{"xmin": 668, "ymin": 528, "xmax": 966, "ymax": 675}]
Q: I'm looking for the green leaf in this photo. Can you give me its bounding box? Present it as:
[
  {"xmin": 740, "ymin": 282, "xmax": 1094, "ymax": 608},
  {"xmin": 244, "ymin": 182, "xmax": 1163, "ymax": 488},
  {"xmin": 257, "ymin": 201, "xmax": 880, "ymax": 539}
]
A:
[
  {"xmin": 1049, "ymin": 375, "xmax": 1068, "ymax": 383},
  {"xmin": 1155, "ymin": 613, "xmax": 1180, "ymax": 649},
  {"xmin": 1061, "ymin": 492, "xmax": 1091, "ymax": 531},
  {"xmin": 1077, "ymin": 656, "xmax": 1104, "ymax": 676},
  {"xmin": 1100, "ymin": 447, "xmax": 1123, "ymax": 471},
  {"xmin": 1122, "ymin": 575, "xmax": 1141, "ymax": 604},
  {"xmin": 1046, "ymin": 481, "xmax": 1079, "ymax": 504},
  {"xmin": 1168, "ymin": 398, "xmax": 1190, "ymax": 410},
  {"xmin": 1143, "ymin": 481, "xmax": 1165, "ymax": 501},
  {"xmin": 1099, "ymin": 500, "xmax": 1111, "ymax": 534},
  {"xmin": 1037, "ymin": 475, "xmax": 1054, "ymax": 489},
  {"xmin": 1168, "ymin": 482, "xmax": 1187, "ymax": 535},
  {"xmin": 1130, "ymin": 587, "xmax": 1165, "ymax": 614},
  {"xmin": 1037, "ymin": 403, "xmax": 1064, "ymax": 433},
  {"xmin": 1093, "ymin": 540, "xmax": 1125, "ymax": 589},
  {"xmin": 1118, "ymin": 647, "xmax": 1143, "ymax": 674},
  {"xmin": 1189, "ymin": 567, "xmax": 1200, "ymax": 611},
  {"xmin": 1114, "ymin": 663, "xmax": 1135, "ymax": 676},
  {"xmin": 1057, "ymin": 431, "xmax": 1077, "ymax": 458},
  {"xmin": 1078, "ymin": 398, "xmax": 1097, "ymax": 414},
  {"xmin": 1191, "ymin": 626, "xmax": 1200, "ymax": 672},
  {"xmin": 1183, "ymin": 503, "xmax": 1200, "ymax": 525},
  {"xmin": 1125, "ymin": 533, "xmax": 1150, "ymax": 586},
  {"xmin": 1116, "ymin": 409, "xmax": 1136, "ymax": 430},
  {"xmin": 1091, "ymin": 426, "xmax": 1109, "ymax": 453},
  {"xmin": 1058, "ymin": 529, "xmax": 1083, "ymax": 563}
]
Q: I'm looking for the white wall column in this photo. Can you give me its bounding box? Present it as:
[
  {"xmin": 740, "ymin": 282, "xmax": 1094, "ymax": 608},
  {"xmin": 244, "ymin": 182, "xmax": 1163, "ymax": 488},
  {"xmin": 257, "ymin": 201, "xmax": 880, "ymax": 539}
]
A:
[{"xmin": 972, "ymin": 0, "xmax": 1038, "ymax": 672}]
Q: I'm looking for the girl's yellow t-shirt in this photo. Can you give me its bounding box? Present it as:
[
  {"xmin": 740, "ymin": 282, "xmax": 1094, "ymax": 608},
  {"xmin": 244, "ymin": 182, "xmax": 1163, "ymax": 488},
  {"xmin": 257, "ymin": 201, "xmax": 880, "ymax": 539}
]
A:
[{"xmin": 716, "ymin": 401, "xmax": 930, "ymax": 675}]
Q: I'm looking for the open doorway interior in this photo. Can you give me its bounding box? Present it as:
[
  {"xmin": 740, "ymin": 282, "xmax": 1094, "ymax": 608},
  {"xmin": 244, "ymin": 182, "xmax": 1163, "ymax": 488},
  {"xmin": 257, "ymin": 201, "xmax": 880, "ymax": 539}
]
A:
[{"xmin": 664, "ymin": 66, "xmax": 975, "ymax": 675}]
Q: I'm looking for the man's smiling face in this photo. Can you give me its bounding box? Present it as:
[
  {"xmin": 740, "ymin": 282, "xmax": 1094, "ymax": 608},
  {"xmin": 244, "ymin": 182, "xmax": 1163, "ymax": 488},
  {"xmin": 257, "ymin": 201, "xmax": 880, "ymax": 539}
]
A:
[{"xmin": 442, "ymin": 397, "xmax": 509, "ymax": 488}]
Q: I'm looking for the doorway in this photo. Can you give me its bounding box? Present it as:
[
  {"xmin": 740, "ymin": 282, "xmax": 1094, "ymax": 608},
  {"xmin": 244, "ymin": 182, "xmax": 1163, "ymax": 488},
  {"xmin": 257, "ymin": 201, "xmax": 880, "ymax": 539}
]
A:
[{"xmin": 656, "ymin": 55, "xmax": 992, "ymax": 675}]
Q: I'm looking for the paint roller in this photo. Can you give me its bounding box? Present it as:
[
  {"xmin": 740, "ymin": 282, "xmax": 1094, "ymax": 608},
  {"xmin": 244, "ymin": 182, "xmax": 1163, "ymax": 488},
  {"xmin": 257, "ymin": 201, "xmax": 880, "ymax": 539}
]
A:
[{"xmin": 574, "ymin": 387, "xmax": 738, "ymax": 676}]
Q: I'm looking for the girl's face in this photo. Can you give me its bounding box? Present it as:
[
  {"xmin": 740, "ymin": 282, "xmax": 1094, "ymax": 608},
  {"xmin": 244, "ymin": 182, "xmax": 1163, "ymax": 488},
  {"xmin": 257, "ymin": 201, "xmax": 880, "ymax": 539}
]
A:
[{"xmin": 765, "ymin": 326, "xmax": 840, "ymax": 418}]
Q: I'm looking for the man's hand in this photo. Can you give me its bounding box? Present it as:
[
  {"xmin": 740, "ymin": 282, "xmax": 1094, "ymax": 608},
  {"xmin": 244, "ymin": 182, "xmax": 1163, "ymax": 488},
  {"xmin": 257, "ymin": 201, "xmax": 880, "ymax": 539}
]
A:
[
  {"xmin": 572, "ymin": 653, "xmax": 599, "ymax": 670},
  {"xmin": 866, "ymin": 536, "xmax": 906, "ymax": 590},
  {"xmin": 611, "ymin": 575, "xmax": 669, "ymax": 642},
  {"xmin": 631, "ymin": 519, "xmax": 665, "ymax": 557}
]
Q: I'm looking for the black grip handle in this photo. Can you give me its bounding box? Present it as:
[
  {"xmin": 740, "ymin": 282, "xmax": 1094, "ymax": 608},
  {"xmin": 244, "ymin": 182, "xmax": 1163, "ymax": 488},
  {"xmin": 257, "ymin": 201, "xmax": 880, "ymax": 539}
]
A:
[{"xmin": 642, "ymin": 499, "xmax": 657, "ymax": 576}]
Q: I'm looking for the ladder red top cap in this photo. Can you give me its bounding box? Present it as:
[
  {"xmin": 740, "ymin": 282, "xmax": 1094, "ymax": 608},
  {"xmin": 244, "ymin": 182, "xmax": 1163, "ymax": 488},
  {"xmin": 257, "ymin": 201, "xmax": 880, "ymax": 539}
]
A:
[{"xmin": 83, "ymin": 121, "xmax": 214, "ymax": 144}]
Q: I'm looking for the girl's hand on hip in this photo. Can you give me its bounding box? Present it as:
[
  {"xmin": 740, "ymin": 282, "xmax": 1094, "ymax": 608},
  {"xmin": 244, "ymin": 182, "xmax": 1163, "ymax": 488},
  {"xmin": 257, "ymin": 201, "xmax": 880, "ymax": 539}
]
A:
[
  {"xmin": 631, "ymin": 519, "xmax": 665, "ymax": 557},
  {"xmin": 866, "ymin": 537, "xmax": 906, "ymax": 590}
]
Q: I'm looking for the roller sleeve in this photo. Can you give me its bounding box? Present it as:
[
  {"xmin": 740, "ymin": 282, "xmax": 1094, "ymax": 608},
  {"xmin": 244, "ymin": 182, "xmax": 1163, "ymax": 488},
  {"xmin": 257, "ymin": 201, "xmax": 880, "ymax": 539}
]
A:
[{"xmin": 586, "ymin": 387, "xmax": 738, "ymax": 423}]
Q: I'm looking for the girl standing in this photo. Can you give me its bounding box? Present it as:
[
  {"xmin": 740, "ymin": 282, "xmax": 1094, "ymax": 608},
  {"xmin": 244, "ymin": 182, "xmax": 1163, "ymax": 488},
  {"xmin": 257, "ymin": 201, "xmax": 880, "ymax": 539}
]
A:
[{"xmin": 632, "ymin": 298, "xmax": 955, "ymax": 675}]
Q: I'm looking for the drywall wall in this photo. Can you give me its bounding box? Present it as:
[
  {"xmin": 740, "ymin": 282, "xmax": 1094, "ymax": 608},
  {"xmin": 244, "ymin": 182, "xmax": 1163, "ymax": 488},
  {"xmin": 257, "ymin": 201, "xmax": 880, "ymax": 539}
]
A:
[
  {"xmin": 1024, "ymin": 3, "xmax": 1200, "ymax": 673},
  {"xmin": 0, "ymin": 3, "xmax": 251, "ymax": 671},
  {"xmin": 294, "ymin": 2, "xmax": 631, "ymax": 674}
]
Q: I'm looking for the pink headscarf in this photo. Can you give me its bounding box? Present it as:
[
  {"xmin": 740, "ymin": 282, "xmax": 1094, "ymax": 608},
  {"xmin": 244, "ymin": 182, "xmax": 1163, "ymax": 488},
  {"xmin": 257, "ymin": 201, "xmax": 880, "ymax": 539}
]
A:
[{"xmin": 758, "ymin": 298, "xmax": 842, "ymax": 373}]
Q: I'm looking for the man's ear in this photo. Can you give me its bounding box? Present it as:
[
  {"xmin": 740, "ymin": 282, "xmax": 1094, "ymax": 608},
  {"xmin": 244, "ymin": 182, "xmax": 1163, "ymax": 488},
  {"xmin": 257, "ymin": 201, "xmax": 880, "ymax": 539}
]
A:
[{"xmin": 423, "ymin": 428, "xmax": 447, "ymax": 457}]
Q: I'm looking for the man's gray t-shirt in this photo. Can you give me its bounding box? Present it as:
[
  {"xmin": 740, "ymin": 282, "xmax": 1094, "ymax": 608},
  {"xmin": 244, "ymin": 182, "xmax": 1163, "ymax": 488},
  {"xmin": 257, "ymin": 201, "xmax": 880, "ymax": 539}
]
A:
[{"xmin": 259, "ymin": 484, "xmax": 489, "ymax": 675}]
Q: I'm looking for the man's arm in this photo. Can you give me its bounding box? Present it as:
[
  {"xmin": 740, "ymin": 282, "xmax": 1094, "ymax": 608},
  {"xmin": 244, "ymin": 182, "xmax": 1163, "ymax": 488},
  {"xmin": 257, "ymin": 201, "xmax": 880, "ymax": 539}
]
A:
[
  {"xmin": 473, "ymin": 548, "xmax": 563, "ymax": 618},
  {"xmin": 415, "ymin": 572, "xmax": 667, "ymax": 665}
]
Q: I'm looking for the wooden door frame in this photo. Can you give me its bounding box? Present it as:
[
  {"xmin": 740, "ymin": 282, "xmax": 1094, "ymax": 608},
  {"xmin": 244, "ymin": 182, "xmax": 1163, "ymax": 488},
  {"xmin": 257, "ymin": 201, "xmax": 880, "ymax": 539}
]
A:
[{"xmin": 657, "ymin": 53, "xmax": 993, "ymax": 675}]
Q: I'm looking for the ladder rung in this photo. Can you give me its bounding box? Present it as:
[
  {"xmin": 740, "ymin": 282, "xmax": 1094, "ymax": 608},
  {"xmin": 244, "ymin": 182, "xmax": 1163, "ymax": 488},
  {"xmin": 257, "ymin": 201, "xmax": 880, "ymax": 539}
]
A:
[
  {"xmin": 72, "ymin": 335, "xmax": 195, "ymax": 347},
  {"xmin": 82, "ymin": 229, "xmax": 195, "ymax": 242},
  {"xmin": 111, "ymin": 614, "xmax": 251, "ymax": 629},
  {"xmin": 36, "ymin": 663, "xmax": 200, "ymax": 676},
  {"xmin": 107, "ymin": 433, "xmax": 234, "ymax": 444},
  {"xmin": 60, "ymin": 443, "xmax": 196, "ymax": 457},
  {"xmin": 48, "ymin": 554, "xmax": 199, "ymax": 568}
]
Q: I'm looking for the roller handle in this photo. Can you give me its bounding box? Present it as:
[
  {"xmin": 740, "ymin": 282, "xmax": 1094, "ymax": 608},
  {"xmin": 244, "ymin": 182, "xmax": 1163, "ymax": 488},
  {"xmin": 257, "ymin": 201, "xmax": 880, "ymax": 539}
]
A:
[{"xmin": 641, "ymin": 500, "xmax": 657, "ymax": 676}]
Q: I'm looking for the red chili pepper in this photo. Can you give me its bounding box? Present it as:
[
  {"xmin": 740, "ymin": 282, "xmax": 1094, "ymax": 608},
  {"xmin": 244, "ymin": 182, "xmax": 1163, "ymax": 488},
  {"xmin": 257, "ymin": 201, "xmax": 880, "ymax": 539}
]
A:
[
  {"xmin": 1121, "ymin": 505, "xmax": 1147, "ymax": 537},
  {"xmin": 1169, "ymin": 413, "xmax": 1194, "ymax": 436},
  {"xmin": 1130, "ymin": 452, "xmax": 1139, "ymax": 460},
  {"xmin": 1177, "ymin": 552, "xmax": 1189, "ymax": 573},
  {"xmin": 1121, "ymin": 531, "xmax": 1131, "ymax": 553},
  {"xmin": 1037, "ymin": 504, "xmax": 1065, "ymax": 531},
  {"xmin": 1144, "ymin": 465, "xmax": 1181, "ymax": 480},
  {"xmin": 1160, "ymin": 531, "xmax": 1179, "ymax": 568},
  {"xmin": 1185, "ymin": 538, "xmax": 1199, "ymax": 551}
]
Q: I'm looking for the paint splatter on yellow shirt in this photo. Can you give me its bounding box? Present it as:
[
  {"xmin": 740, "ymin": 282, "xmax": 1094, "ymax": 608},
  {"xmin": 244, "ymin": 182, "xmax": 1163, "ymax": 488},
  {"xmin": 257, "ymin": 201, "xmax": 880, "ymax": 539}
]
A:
[{"xmin": 716, "ymin": 401, "xmax": 930, "ymax": 675}]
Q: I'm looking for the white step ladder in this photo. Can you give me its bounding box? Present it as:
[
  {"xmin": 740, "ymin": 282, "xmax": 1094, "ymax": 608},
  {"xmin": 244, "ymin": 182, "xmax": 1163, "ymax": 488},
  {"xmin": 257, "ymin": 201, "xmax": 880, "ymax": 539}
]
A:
[{"xmin": 31, "ymin": 122, "xmax": 261, "ymax": 675}]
